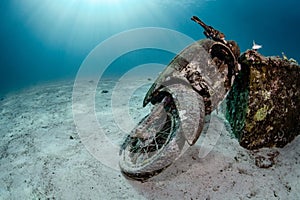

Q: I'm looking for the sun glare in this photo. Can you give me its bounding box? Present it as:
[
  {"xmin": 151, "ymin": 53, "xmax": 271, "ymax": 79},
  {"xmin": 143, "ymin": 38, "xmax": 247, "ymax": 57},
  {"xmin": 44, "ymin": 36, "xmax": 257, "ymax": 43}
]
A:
[{"xmin": 13, "ymin": 0, "xmax": 164, "ymax": 51}]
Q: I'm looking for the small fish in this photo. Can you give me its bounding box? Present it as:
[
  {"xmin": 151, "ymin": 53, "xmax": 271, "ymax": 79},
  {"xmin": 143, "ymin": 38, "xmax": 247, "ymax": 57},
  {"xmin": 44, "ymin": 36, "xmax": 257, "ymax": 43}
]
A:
[{"xmin": 252, "ymin": 40, "xmax": 262, "ymax": 50}]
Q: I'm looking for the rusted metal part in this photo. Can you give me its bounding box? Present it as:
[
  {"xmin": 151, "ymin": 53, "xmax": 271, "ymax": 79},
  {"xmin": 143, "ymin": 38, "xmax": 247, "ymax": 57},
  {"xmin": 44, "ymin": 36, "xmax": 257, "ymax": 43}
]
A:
[
  {"xmin": 226, "ymin": 50, "xmax": 300, "ymax": 149},
  {"xmin": 120, "ymin": 17, "xmax": 240, "ymax": 180},
  {"xmin": 119, "ymin": 16, "xmax": 299, "ymax": 181}
]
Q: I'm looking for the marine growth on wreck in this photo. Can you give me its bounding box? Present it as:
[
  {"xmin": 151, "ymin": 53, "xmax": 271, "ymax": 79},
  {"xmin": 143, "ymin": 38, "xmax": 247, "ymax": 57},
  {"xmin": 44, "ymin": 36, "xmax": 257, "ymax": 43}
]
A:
[
  {"xmin": 119, "ymin": 16, "xmax": 300, "ymax": 181},
  {"xmin": 226, "ymin": 50, "xmax": 300, "ymax": 149}
]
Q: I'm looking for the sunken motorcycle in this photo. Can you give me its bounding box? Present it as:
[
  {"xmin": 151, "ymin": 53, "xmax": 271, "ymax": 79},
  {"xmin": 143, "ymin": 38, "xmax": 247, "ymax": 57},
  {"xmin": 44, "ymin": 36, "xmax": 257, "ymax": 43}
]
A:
[{"xmin": 119, "ymin": 16, "xmax": 241, "ymax": 181}]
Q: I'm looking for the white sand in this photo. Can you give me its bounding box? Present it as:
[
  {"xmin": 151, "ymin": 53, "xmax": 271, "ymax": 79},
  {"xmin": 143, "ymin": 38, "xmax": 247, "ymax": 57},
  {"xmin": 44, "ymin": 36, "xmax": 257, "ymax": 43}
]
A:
[{"xmin": 0, "ymin": 79, "xmax": 299, "ymax": 200}]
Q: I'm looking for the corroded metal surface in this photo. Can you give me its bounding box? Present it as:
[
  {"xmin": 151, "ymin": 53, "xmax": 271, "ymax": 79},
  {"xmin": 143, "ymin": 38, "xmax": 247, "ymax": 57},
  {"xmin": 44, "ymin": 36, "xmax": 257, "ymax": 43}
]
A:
[
  {"xmin": 120, "ymin": 23, "xmax": 240, "ymax": 180},
  {"xmin": 120, "ymin": 16, "xmax": 300, "ymax": 181},
  {"xmin": 226, "ymin": 50, "xmax": 300, "ymax": 149}
]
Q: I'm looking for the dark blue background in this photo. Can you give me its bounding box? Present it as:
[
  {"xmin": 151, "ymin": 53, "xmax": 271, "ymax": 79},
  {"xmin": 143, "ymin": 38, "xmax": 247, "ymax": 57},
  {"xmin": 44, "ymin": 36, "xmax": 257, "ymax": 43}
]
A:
[{"xmin": 1, "ymin": 0, "xmax": 299, "ymax": 94}]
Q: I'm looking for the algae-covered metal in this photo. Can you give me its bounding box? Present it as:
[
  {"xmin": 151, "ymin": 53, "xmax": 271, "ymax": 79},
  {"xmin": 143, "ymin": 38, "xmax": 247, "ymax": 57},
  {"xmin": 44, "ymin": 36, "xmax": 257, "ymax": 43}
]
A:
[
  {"xmin": 119, "ymin": 17, "xmax": 240, "ymax": 180},
  {"xmin": 226, "ymin": 50, "xmax": 300, "ymax": 149},
  {"xmin": 119, "ymin": 16, "xmax": 300, "ymax": 181}
]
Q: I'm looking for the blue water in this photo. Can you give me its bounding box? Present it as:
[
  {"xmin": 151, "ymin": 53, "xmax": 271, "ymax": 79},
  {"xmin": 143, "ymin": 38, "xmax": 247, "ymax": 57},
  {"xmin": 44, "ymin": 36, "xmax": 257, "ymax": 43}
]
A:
[{"xmin": 1, "ymin": 0, "xmax": 300, "ymax": 94}]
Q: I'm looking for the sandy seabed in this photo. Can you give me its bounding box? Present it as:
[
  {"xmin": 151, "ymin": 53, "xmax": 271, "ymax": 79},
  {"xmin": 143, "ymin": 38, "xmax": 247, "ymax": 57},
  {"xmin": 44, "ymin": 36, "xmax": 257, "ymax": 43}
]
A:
[{"xmin": 0, "ymin": 79, "xmax": 299, "ymax": 200}]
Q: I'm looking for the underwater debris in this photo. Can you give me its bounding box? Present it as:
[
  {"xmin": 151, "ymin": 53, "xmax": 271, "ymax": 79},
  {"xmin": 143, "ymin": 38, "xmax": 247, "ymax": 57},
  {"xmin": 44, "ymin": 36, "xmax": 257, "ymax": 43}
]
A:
[
  {"xmin": 226, "ymin": 50, "xmax": 300, "ymax": 149},
  {"xmin": 191, "ymin": 16, "xmax": 227, "ymax": 44},
  {"xmin": 120, "ymin": 16, "xmax": 240, "ymax": 181},
  {"xmin": 101, "ymin": 90, "xmax": 109, "ymax": 94},
  {"xmin": 119, "ymin": 15, "xmax": 300, "ymax": 181},
  {"xmin": 251, "ymin": 150, "xmax": 279, "ymax": 168}
]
